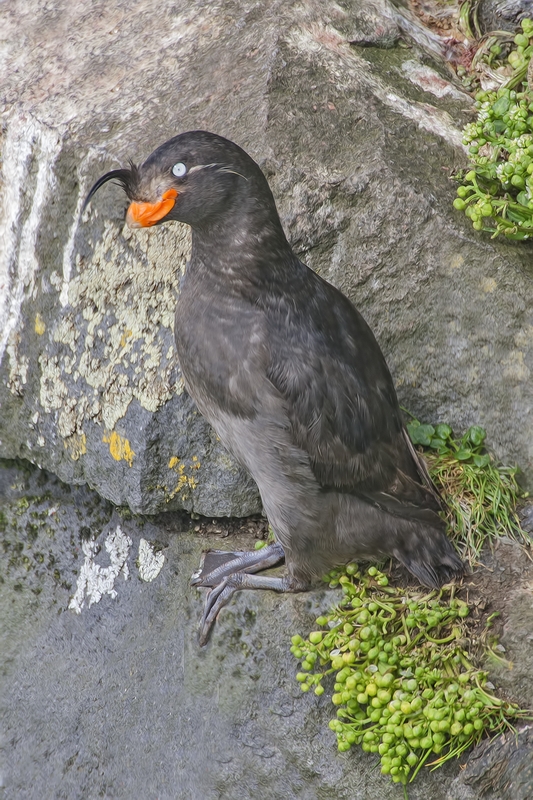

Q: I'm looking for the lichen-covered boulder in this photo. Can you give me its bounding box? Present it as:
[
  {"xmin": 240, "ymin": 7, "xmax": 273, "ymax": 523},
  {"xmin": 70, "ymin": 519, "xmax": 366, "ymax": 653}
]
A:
[{"xmin": 2, "ymin": 0, "xmax": 533, "ymax": 516}]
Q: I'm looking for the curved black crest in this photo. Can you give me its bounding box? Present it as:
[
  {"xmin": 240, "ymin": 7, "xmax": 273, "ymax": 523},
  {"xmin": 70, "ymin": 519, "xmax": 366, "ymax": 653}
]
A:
[{"xmin": 82, "ymin": 162, "xmax": 141, "ymax": 212}]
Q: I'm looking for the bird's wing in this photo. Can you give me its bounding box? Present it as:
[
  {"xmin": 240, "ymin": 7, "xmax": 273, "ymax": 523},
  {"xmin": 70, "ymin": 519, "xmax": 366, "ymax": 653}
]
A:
[{"xmin": 262, "ymin": 269, "xmax": 438, "ymax": 508}]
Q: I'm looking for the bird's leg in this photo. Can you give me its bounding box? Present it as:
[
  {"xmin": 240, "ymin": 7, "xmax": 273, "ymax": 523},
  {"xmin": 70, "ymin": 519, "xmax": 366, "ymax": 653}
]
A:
[
  {"xmin": 191, "ymin": 541, "xmax": 285, "ymax": 588},
  {"xmin": 198, "ymin": 570, "xmax": 310, "ymax": 646}
]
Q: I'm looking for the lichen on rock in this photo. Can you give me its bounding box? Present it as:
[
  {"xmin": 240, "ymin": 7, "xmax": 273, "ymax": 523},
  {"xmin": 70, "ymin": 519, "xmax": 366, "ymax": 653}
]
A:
[{"xmin": 59, "ymin": 220, "xmax": 190, "ymax": 431}]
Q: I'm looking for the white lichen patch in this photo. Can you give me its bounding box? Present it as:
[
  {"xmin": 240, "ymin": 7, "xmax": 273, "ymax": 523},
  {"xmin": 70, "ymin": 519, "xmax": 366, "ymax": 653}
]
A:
[
  {"xmin": 63, "ymin": 432, "xmax": 87, "ymax": 460},
  {"xmin": 45, "ymin": 218, "xmax": 191, "ymax": 439},
  {"xmin": 137, "ymin": 538, "xmax": 165, "ymax": 582},
  {"xmin": 38, "ymin": 354, "xmax": 68, "ymax": 410},
  {"xmin": 401, "ymin": 61, "xmax": 467, "ymax": 102},
  {"xmin": 6, "ymin": 334, "xmax": 29, "ymax": 396},
  {"xmin": 68, "ymin": 525, "xmax": 132, "ymax": 613}
]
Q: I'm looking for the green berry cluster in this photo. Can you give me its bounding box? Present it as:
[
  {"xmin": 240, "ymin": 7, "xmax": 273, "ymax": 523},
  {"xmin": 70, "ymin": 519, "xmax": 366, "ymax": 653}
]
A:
[
  {"xmin": 454, "ymin": 19, "xmax": 533, "ymax": 239},
  {"xmin": 507, "ymin": 19, "xmax": 533, "ymax": 73},
  {"xmin": 291, "ymin": 565, "xmax": 529, "ymax": 789}
]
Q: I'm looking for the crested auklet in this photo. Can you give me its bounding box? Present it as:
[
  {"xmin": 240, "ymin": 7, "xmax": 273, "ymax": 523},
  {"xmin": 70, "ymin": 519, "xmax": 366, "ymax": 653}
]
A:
[{"xmin": 84, "ymin": 130, "xmax": 463, "ymax": 644}]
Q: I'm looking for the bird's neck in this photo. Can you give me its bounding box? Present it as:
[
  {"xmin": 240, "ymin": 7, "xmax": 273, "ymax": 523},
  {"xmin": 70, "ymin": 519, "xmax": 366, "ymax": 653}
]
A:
[{"xmin": 189, "ymin": 202, "xmax": 295, "ymax": 284}]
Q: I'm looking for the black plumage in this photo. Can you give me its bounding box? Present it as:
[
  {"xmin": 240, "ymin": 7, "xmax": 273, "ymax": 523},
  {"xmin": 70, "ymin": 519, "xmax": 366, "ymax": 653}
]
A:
[{"xmin": 85, "ymin": 130, "xmax": 463, "ymax": 643}]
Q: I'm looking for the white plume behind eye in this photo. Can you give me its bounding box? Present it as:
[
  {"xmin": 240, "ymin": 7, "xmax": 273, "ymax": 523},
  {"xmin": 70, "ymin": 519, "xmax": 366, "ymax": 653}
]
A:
[{"xmin": 172, "ymin": 162, "xmax": 187, "ymax": 178}]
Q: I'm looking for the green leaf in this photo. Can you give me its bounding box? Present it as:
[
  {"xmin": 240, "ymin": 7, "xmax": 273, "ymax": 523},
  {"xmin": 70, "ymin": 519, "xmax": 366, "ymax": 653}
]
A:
[
  {"xmin": 406, "ymin": 422, "xmax": 420, "ymax": 443},
  {"xmin": 429, "ymin": 438, "xmax": 447, "ymax": 450},
  {"xmin": 517, "ymin": 191, "xmax": 530, "ymax": 207},
  {"xmin": 467, "ymin": 426, "xmax": 487, "ymax": 447},
  {"xmin": 473, "ymin": 454, "xmax": 491, "ymax": 468},
  {"xmin": 507, "ymin": 207, "xmax": 530, "ymax": 223},
  {"xmin": 409, "ymin": 424, "xmax": 435, "ymax": 446},
  {"xmin": 435, "ymin": 424, "xmax": 452, "ymax": 440},
  {"xmin": 492, "ymin": 96, "xmax": 510, "ymax": 117},
  {"xmin": 455, "ymin": 449, "xmax": 473, "ymax": 461}
]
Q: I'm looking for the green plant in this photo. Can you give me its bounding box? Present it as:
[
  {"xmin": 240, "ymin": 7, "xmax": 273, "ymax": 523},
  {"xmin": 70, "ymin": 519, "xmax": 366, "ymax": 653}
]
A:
[
  {"xmin": 290, "ymin": 421, "xmax": 531, "ymax": 793},
  {"xmin": 254, "ymin": 525, "xmax": 276, "ymax": 549},
  {"xmin": 291, "ymin": 565, "xmax": 531, "ymax": 795},
  {"xmin": 454, "ymin": 18, "xmax": 533, "ymax": 239},
  {"xmin": 406, "ymin": 420, "xmax": 527, "ymax": 562}
]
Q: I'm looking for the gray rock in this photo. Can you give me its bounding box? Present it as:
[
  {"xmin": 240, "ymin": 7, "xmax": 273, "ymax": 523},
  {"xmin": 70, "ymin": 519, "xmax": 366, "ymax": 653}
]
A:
[
  {"xmin": 2, "ymin": 0, "xmax": 533, "ymax": 518},
  {"xmin": 476, "ymin": 0, "xmax": 533, "ymax": 35},
  {"xmin": 1, "ymin": 457, "xmax": 533, "ymax": 800},
  {"xmin": 461, "ymin": 726, "xmax": 533, "ymax": 800}
]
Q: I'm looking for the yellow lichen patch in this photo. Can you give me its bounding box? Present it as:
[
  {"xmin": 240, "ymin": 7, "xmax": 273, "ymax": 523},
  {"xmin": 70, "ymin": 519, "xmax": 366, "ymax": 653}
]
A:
[
  {"xmin": 514, "ymin": 326, "xmax": 533, "ymax": 348},
  {"xmin": 103, "ymin": 431, "xmax": 135, "ymax": 466},
  {"xmin": 64, "ymin": 432, "xmax": 87, "ymax": 461},
  {"xmin": 120, "ymin": 329, "xmax": 133, "ymax": 348},
  {"xmin": 448, "ymin": 254, "xmax": 464, "ymax": 272},
  {"xmin": 481, "ymin": 276, "xmax": 497, "ymax": 294},
  {"xmin": 501, "ymin": 350, "xmax": 530, "ymax": 383},
  {"xmin": 34, "ymin": 313, "xmax": 46, "ymax": 335},
  {"xmin": 166, "ymin": 455, "xmax": 201, "ymax": 500}
]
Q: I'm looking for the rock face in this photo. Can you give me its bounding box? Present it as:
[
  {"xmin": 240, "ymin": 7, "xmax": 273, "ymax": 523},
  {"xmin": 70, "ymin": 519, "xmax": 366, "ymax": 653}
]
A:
[
  {"xmin": 2, "ymin": 458, "xmax": 532, "ymax": 800},
  {"xmin": 477, "ymin": 0, "xmax": 532, "ymax": 34},
  {"xmin": 2, "ymin": 0, "xmax": 533, "ymax": 516}
]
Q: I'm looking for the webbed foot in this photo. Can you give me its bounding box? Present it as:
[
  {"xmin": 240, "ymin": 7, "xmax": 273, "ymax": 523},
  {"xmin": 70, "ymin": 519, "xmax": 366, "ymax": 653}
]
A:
[
  {"xmin": 197, "ymin": 568, "xmax": 309, "ymax": 646},
  {"xmin": 191, "ymin": 542, "xmax": 285, "ymax": 588}
]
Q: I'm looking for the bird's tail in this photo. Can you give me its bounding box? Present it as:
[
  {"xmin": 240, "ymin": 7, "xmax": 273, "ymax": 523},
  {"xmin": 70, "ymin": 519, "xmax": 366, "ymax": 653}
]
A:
[{"xmin": 392, "ymin": 522, "xmax": 464, "ymax": 589}]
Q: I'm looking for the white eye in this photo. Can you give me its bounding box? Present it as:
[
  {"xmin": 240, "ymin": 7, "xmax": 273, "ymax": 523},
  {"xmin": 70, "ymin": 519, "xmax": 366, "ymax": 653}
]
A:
[{"xmin": 172, "ymin": 162, "xmax": 187, "ymax": 178}]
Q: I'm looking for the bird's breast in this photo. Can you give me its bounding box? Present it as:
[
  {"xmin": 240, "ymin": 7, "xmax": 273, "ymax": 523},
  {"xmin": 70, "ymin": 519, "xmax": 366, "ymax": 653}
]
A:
[{"xmin": 174, "ymin": 272, "xmax": 270, "ymax": 420}]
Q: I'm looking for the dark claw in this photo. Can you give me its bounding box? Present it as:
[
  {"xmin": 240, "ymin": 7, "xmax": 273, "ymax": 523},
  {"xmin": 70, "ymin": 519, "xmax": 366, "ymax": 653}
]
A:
[
  {"xmin": 198, "ymin": 577, "xmax": 239, "ymax": 646},
  {"xmin": 196, "ymin": 568, "xmax": 309, "ymax": 646}
]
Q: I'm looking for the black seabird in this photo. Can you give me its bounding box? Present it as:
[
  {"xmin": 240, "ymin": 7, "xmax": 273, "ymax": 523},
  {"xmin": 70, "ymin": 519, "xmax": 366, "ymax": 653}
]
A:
[{"xmin": 84, "ymin": 130, "xmax": 463, "ymax": 644}]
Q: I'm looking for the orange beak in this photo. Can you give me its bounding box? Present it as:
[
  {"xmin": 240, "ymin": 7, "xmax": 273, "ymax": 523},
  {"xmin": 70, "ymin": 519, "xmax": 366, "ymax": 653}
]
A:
[{"xmin": 126, "ymin": 188, "xmax": 178, "ymax": 228}]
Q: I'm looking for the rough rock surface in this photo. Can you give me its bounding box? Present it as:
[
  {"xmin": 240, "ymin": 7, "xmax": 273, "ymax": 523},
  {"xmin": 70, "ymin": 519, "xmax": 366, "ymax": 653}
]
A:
[
  {"xmin": 2, "ymin": 0, "xmax": 533, "ymax": 516},
  {"xmin": 3, "ymin": 4, "xmax": 533, "ymax": 798},
  {"xmin": 477, "ymin": 0, "xmax": 533, "ymax": 34},
  {"xmin": 1, "ymin": 458, "xmax": 532, "ymax": 800}
]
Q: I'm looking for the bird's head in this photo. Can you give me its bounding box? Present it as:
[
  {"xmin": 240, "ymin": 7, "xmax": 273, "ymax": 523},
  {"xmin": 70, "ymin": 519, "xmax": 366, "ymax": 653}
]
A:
[{"xmin": 83, "ymin": 130, "xmax": 273, "ymax": 231}]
